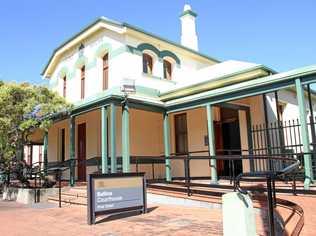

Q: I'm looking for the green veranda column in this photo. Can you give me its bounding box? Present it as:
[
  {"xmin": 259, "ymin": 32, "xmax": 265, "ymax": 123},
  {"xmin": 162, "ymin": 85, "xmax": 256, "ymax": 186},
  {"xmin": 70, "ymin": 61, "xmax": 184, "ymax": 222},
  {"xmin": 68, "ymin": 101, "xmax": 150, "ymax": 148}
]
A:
[
  {"xmin": 69, "ymin": 116, "xmax": 75, "ymax": 186},
  {"xmin": 295, "ymin": 78, "xmax": 314, "ymax": 189},
  {"xmin": 101, "ymin": 106, "xmax": 108, "ymax": 174},
  {"xmin": 43, "ymin": 131, "xmax": 48, "ymax": 176},
  {"xmin": 163, "ymin": 112, "xmax": 172, "ymax": 181},
  {"xmin": 110, "ymin": 103, "xmax": 117, "ymax": 173},
  {"xmin": 206, "ymin": 104, "xmax": 218, "ymax": 183},
  {"xmin": 122, "ymin": 102, "xmax": 130, "ymax": 172}
]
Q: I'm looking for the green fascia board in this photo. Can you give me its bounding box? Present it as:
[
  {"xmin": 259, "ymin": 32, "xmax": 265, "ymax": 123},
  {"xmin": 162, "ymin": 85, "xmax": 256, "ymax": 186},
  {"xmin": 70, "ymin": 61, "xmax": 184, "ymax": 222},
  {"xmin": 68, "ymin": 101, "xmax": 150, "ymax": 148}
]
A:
[
  {"xmin": 71, "ymin": 96, "xmax": 165, "ymax": 116},
  {"xmin": 166, "ymin": 78, "xmax": 295, "ymax": 113},
  {"xmin": 42, "ymin": 16, "xmax": 221, "ymax": 76},
  {"xmin": 71, "ymin": 86, "xmax": 163, "ymax": 115},
  {"xmin": 180, "ymin": 10, "xmax": 198, "ymax": 18},
  {"xmin": 165, "ymin": 64, "xmax": 316, "ymax": 111},
  {"xmin": 48, "ymin": 85, "xmax": 163, "ymax": 119},
  {"xmin": 160, "ymin": 65, "xmax": 274, "ymax": 99}
]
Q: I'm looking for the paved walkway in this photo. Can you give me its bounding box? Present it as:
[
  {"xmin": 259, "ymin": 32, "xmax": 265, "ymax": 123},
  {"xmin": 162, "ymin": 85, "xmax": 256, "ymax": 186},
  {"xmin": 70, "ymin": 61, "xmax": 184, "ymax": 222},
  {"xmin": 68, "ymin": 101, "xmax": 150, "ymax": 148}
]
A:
[
  {"xmin": 278, "ymin": 194, "xmax": 316, "ymax": 236},
  {"xmin": 0, "ymin": 200, "xmax": 268, "ymax": 236},
  {"xmin": 1, "ymin": 193, "xmax": 316, "ymax": 235}
]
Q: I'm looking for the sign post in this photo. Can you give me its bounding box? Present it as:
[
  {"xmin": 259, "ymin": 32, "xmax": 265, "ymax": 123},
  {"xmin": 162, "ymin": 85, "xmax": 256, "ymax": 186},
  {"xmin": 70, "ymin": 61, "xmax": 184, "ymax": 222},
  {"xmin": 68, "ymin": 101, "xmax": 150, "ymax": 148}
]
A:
[{"xmin": 87, "ymin": 172, "xmax": 147, "ymax": 224}]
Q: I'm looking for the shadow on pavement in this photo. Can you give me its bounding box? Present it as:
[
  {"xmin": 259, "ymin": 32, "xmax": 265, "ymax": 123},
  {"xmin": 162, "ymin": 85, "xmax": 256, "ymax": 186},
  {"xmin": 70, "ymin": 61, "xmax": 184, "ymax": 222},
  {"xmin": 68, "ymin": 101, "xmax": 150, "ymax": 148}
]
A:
[{"xmin": 96, "ymin": 206, "xmax": 159, "ymax": 224}]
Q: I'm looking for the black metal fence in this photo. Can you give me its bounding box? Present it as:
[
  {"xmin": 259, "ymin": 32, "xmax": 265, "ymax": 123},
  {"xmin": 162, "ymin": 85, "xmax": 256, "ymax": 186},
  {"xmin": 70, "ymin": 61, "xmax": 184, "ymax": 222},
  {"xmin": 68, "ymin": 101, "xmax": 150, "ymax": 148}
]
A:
[{"xmin": 250, "ymin": 117, "xmax": 316, "ymax": 175}]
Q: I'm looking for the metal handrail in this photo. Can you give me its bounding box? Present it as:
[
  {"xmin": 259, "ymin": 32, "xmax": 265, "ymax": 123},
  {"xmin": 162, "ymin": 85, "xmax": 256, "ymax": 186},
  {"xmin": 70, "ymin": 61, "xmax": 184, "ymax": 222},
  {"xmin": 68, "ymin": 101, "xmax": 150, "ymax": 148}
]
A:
[
  {"xmin": 235, "ymin": 158, "xmax": 300, "ymax": 236},
  {"xmin": 235, "ymin": 159, "xmax": 300, "ymax": 194}
]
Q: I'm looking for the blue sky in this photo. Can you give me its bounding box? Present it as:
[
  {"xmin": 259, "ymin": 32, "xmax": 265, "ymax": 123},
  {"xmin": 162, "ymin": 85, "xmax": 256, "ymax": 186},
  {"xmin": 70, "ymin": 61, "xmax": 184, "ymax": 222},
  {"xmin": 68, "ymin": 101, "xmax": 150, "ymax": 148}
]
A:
[{"xmin": 0, "ymin": 0, "xmax": 315, "ymax": 85}]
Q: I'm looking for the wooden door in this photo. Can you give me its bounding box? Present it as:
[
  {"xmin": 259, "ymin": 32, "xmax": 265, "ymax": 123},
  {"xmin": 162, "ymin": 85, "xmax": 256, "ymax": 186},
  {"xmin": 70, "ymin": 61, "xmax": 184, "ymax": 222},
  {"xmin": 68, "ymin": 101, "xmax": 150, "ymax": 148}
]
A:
[
  {"xmin": 174, "ymin": 113, "xmax": 188, "ymax": 154},
  {"xmin": 214, "ymin": 122, "xmax": 224, "ymax": 175},
  {"xmin": 77, "ymin": 123, "xmax": 86, "ymax": 181}
]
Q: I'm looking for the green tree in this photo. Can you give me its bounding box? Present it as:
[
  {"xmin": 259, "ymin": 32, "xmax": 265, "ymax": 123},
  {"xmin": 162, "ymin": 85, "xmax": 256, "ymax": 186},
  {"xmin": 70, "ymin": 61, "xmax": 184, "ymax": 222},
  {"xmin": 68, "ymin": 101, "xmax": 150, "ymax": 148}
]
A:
[{"xmin": 0, "ymin": 81, "xmax": 71, "ymax": 163}]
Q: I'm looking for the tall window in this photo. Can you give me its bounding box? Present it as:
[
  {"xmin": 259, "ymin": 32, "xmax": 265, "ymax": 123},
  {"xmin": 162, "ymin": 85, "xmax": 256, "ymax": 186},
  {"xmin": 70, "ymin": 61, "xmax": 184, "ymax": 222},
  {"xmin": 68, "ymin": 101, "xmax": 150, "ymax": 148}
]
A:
[
  {"xmin": 174, "ymin": 113, "xmax": 188, "ymax": 154},
  {"xmin": 163, "ymin": 60, "xmax": 172, "ymax": 80},
  {"xmin": 81, "ymin": 66, "xmax": 85, "ymax": 99},
  {"xmin": 143, "ymin": 53, "xmax": 153, "ymax": 74},
  {"xmin": 103, "ymin": 53, "xmax": 109, "ymax": 90},
  {"xmin": 60, "ymin": 128, "xmax": 65, "ymax": 162},
  {"xmin": 62, "ymin": 76, "xmax": 66, "ymax": 98}
]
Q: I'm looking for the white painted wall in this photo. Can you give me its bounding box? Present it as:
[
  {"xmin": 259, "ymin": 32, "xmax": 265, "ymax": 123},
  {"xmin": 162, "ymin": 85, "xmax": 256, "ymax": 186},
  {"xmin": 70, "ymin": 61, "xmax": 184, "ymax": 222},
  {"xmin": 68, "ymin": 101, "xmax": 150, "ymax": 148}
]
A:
[
  {"xmin": 266, "ymin": 89, "xmax": 316, "ymax": 123},
  {"xmin": 265, "ymin": 89, "xmax": 316, "ymax": 154},
  {"xmin": 48, "ymin": 28, "xmax": 213, "ymax": 104}
]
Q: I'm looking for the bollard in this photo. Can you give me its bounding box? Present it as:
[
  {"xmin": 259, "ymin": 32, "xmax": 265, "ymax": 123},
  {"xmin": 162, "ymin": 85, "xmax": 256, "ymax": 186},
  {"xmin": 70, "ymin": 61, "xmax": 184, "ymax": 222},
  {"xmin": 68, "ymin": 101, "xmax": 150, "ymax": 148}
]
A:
[{"xmin": 222, "ymin": 192, "xmax": 256, "ymax": 236}]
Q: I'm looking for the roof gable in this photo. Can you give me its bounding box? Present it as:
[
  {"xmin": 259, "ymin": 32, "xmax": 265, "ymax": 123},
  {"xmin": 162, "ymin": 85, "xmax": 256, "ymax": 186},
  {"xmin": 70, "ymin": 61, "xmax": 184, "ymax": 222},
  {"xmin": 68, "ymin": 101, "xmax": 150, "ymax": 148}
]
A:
[{"xmin": 42, "ymin": 17, "xmax": 220, "ymax": 78}]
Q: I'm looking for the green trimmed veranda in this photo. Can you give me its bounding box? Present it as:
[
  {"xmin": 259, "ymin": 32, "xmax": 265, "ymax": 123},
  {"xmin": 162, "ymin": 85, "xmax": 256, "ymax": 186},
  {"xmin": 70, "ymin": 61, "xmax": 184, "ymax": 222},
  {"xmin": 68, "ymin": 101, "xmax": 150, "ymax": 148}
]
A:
[{"xmin": 42, "ymin": 64, "xmax": 316, "ymax": 189}]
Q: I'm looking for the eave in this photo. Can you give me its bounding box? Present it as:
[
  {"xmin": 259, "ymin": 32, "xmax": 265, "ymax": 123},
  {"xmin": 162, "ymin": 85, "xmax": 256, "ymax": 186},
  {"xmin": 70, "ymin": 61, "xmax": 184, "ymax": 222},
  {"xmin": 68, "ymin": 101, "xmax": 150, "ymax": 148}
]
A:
[
  {"xmin": 165, "ymin": 64, "xmax": 316, "ymax": 112},
  {"xmin": 160, "ymin": 66, "xmax": 272, "ymax": 101}
]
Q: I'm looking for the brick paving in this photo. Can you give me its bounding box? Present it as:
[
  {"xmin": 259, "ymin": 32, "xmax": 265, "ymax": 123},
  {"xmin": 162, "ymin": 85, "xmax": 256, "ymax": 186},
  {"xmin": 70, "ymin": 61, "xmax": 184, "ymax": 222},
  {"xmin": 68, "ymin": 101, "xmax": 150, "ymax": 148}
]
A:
[
  {"xmin": 1, "ymin": 191, "xmax": 316, "ymax": 235},
  {"xmin": 0, "ymin": 199, "xmax": 269, "ymax": 236},
  {"xmin": 277, "ymin": 194, "xmax": 316, "ymax": 236}
]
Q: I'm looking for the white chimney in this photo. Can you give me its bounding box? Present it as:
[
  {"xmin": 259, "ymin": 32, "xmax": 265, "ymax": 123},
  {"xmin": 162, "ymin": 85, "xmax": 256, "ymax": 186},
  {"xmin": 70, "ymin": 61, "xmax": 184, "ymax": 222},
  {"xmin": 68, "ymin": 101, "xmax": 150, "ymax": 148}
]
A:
[{"xmin": 180, "ymin": 4, "xmax": 198, "ymax": 51}]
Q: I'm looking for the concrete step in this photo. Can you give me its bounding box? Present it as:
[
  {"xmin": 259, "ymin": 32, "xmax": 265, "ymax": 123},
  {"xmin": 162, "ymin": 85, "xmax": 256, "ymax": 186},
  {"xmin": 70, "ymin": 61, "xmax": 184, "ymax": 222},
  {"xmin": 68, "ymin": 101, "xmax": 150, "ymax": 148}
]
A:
[
  {"xmin": 148, "ymin": 183, "xmax": 228, "ymax": 198},
  {"xmin": 147, "ymin": 187, "xmax": 223, "ymax": 205}
]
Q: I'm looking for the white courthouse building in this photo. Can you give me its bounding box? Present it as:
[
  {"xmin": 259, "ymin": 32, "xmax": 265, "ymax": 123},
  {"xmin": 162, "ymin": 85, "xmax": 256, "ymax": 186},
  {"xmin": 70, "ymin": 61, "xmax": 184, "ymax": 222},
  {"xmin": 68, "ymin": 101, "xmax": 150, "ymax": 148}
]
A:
[{"xmin": 28, "ymin": 5, "xmax": 316, "ymax": 189}]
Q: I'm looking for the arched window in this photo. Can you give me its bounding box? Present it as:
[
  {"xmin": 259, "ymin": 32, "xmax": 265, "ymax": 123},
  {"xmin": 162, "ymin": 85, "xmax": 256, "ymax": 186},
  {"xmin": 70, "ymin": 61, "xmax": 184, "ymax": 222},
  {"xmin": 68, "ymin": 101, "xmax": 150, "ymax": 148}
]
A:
[
  {"xmin": 163, "ymin": 59, "xmax": 173, "ymax": 80},
  {"xmin": 80, "ymin": 66, "xmax": 85, "ymax": 99},
  {"xmin": 103, "ymin": 53, "xmax": 109, "ymax": 90},
  {"xmin": 62, "ymin": 76, "xmax": 66, "ymax": 98},
  {"xmin": 143, "ymin": 53, "xmax": 153, "ymax": 74}
]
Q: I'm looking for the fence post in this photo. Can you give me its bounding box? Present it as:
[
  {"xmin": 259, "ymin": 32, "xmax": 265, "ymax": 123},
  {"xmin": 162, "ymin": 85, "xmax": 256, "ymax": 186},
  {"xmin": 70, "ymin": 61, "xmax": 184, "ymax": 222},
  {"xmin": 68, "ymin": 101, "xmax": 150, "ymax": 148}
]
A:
[
  {"xmin": 152, "ymin": 162, "xmax": 155, "ymax": 180},
  {"xmin": 266, "ymin": 175, "xmax": 276, "ymax": 236},
  {"xmin": 43, "ymin": 132, "xmax": 48, "ymax": 176},
  {"xmin": 58, "ymin": 169, "xmax": 62, "ymax": 208},
  {"xmin": 184, "ymin": 154, "xmax": 191, "ymax": 196},
  {"xmin": 232, "ymin": 159, "xmax": 236, "ymax": 189}
]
